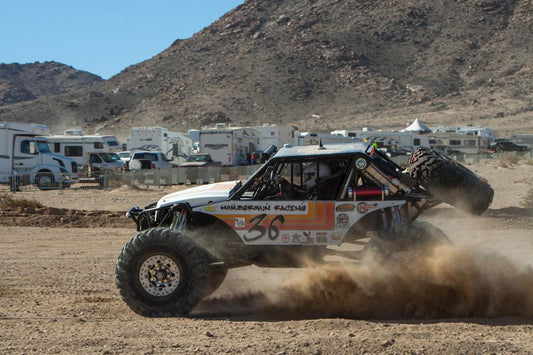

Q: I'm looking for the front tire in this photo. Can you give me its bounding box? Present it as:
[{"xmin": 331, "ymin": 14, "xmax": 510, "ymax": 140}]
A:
[
  {"xmin": 115, "ymin": 228, "xmax": 208, "ymax": 317},
  {"xmin": 36, "ymin": 171, "xmax": 55, "ymax": 190}
]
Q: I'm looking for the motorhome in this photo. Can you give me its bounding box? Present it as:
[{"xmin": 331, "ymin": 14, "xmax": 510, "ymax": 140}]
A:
[
  {"xmin": 427, "ymin": 132, "xmax": 489, "ymax": 154},
  {"xmin": 199, "ymin": 124, "xmax": 260, "ymax": 166},
  {"xmin": 432, "ymin": 125, "xmax": 495, "ymax": 141},
  {"xmin": 0, "ymin": 122, "xmax": 77, "ymax": 189},
  {"xmin": 47, "ymin": 131, "xmax": 123, "ymax": 172},
  {"xmin": 296, "ymin": 132, "xmax": 358, "ymax": 146},
  {"xmin": 331, "ymin": 130, "xmax": 429, "ymax": 153},
  {"xmin": 127, "ymin": 126, "xmax": 193, "ymax": 164},
  {"xmin": 251, "ymin": 124, "xmax": 298, "ymax": 151}
]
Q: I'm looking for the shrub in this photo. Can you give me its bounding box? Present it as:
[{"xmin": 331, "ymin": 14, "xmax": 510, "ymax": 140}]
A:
[
  {"xmin": 497, "ymin": 152, "xmax": 521, "ymax": 168},
  {"xmin": 0, "ymin": 193, "xmax": 43, "ymax": 209}
]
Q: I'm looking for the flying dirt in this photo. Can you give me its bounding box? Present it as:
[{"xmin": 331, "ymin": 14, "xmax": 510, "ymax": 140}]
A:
[{"xmin": 195, "ymin": 244, "xmax": 533, "ymax": 320}]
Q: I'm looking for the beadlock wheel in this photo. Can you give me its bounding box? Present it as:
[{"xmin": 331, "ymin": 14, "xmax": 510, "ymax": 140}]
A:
[{"xmin": 139, "ymin": 254, "xmax": 181, "ymax": 297}]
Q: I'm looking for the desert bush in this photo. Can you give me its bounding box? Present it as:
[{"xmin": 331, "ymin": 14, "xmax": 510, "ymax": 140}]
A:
[
  {"xmin": 496, "ymin": 152, "xmax": 521, "ymax": 168},
  {"xmin": 521, "ymin": 188, "xmax": 533, "ymax": 208},
  {"xmin": 0, "ymin": 193, "xmax": 43, "ymax": 209}
]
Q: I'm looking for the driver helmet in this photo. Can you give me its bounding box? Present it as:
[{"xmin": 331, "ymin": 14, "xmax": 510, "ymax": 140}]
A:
[{"xmin": 303, "ymin": 162, "xmax": 331, "ymax": 188}]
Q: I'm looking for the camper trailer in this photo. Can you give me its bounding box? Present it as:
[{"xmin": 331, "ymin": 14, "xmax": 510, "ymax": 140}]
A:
[
  {"xmin": 199, "ymin": 125, "xmax": 260, "ymax": 166},
  {"xmin": 331, "ymin": 130, "xmax": 429, "ymax": 153},
  {"xmin": 127, "ymin": 126, "xmax": 193, "ymax": 165},
  {"xmin": 0, "ymin": 122, "xmax": 77, "ymax": 189},
  {"xmin": 427, "ymin": 132, "xmax": 489, "ymax": 154},
  {"xmin": 252, "ymin": 124, "xmax": 297, "ymax": 150},
  {"xmin": 296, "ymin": 132, "xmax": 358, "ymax": 146},
  {"xmin": 47, "ymin": 132, "xmax": 123, "ymax": 172}
]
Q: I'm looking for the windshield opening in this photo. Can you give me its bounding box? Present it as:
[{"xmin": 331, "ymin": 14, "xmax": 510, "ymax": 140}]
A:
[{"xmin": 36, "ymin": 140, "xmax": 50, "ymax": 153}]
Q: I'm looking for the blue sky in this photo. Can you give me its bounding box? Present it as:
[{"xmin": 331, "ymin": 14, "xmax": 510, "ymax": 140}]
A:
[{"xmin": 0, "ymin": 0, "xmax": 243, "ymax": 79}]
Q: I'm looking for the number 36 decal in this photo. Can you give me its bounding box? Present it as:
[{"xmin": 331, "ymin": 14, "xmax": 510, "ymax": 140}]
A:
[{"xmin": 243, "ymin": 214, "xmax": 286, "ymax": 242}]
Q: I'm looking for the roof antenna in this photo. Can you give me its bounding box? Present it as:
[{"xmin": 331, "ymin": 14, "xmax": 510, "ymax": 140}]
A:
[{"xmin": 318, "ymin": 139, "xmax": 325, "ymax": 150}]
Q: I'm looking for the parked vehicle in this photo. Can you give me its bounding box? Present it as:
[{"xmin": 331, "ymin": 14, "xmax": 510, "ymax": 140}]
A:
[
  {"xmin": 124, "ymin": 151, "xmax": 175, "ymax": 171},
  {"xmin": 199, "ymin": 125, "xmax": 260, "ymax": 166},
  {"xmin": 487, "ymin": 141, "xmax": 529, "ymax": 153},
  {"xmin": 127, "ymin": 127, "xmax": 193, "ymax": 165},
  {"xmin": 0, "ymin": 122, "xmax": 77, "ymax": 189},
  {"xmin": 509, "ymin": 134, "xmax": 533, "ymax": 150},
  {"xmin": 115, "ymin": 142, "xmax": 493, "ymax": 316},
  {"xmin": 178, "ymin": 153, "xmax": 222, "ymax": 168},
  {"xmin": 47, "ymin": 132, "xmax": 123, "ymax": 174}
]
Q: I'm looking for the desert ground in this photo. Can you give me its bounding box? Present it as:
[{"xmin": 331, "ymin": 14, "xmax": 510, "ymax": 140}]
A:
[{"xmin": 1, "ymin": 155, "xmax": 532, "ymax": 354}]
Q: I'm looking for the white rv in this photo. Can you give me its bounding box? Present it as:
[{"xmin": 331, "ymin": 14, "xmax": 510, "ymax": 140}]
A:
[
  {"xmin": 296, "ymin": 132, "xmax": 358, "ymax": 146},
  {"xmin": 199, "ymin": 125, "xmax": 260, "ymax": 166},
  {"xmin": 252, "ymin": 124, "xmax": 298, "ymax": 151},
  {"xmin": 0, "ymin": 122, "xmax": 77, "ymax": 189},
  {"xmin": 331, "ymin": 130, "xmax": 428, "ymax": 153},
  {"xmin": 127, "ymin": 126, "xmax": 193, "ymax": 164},
  {"xmin": 47, "ymin": 131, "xmax": 123, "ymax": 172},
  {"xmin": 427, "ymin": 132, "xmax": 489, "ymax": 154}
]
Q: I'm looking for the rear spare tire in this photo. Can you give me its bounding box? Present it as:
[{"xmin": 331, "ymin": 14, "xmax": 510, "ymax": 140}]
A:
[
  {"xmin": 408, "ymin": 147, "xmax": 493, "ymax": 215},
  {"xmin": 115, "ymin": 228, "xmax": 208, "ymax": 317}
]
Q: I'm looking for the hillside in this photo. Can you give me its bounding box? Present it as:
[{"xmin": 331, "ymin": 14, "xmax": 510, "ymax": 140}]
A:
[
  {"xmin": 0, "ymin": 0, "xmax": 531, "ymax": 139},
  {"xmin": 0, "ymin": 62, "xmax": 102, "ymax": 106}
]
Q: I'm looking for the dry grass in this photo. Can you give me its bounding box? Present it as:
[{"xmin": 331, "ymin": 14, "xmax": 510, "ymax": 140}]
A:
[
  {"xmin": 0, "ymin": 193, "xmax": 44, "ymax": 209},
  {"xmin": 496, "ymin": 152, "xmax": 522, "ymax": 168},
  {"xmin": 521, "ymin": 188, "xmax": 533, "ymax": 208}
]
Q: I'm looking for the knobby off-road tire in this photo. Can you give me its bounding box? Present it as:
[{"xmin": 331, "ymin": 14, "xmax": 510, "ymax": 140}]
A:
[
  {"xmin": 408, "ymin": 147, "xmax": 494, "ymax": 215},
  {"xmin": 115, "ymin": 227, "xmax": 209, "ymax": 317},
  {"xmin": 364, "ymin": 221, "xmax": 451, "ymax": 260}
]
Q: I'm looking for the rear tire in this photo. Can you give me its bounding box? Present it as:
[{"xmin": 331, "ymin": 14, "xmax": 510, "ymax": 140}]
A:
[
  {"xmin": 115, "ymin": 228, "xmax": 208, "ymax": 317},
  {"xmin": 408, "ymin": 147, "xmax": 493, "ymax": 215}
]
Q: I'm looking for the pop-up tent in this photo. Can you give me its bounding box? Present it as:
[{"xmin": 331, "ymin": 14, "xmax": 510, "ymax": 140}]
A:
[{"xmin": 401, "ymin": 118, "xmax": 433, "ymax": 133}]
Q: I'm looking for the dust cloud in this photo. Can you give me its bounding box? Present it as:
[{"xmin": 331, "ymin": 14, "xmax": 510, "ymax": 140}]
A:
[{"xmin": 196, "ymin": 245, "xmax": 533, "ymax": 319}]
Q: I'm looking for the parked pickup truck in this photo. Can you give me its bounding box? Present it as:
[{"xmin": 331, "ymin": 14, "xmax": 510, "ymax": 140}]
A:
[
  {"xmin": 178, "ymin": 153, "xmax": 222, "ymax": 168},
  {"xmin": 123, "ymin": 151, "xmax": 175, "ymax": 171}
]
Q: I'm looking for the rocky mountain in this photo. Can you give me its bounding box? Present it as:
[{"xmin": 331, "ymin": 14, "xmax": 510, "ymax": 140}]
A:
[
  {"xmin": 0, "ymin": 62, "xmax": 102, "ymax": 106},
  {"xmin": 0, "ymin": 0, "xmax": 531, "ymax": 138}
]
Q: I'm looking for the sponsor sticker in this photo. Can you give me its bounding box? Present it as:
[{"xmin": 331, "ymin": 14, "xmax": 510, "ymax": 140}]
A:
[
  {"xmin": 330, "ymin": 233, "xmax": 342, "ymax": 241},
  {"xmin": 205, "ymin": 206, "xmax": 216, "ymax": 212},
  {"xmin": 336, "ymin": 203, "xmax": 356, "ymax": 212},
  {"xmin": 336, "ymin": 213, "xmax": 349, "ymax": 228},
  {"xmin": 235, "ymin": 218, "xmax": 245, "ymax": 228},
  {"xmin": 357, "ymin": 202, "xmax": 378, "ymax": 214}
]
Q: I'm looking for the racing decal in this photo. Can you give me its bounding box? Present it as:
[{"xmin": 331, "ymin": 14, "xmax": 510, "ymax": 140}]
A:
[
  {"xmin": 197, "ymin": 200, "xmax": 407, "ymax": 246},
  {"xmin": 356, "ymin": 202, "xmax": 378, "ymax": 214},
  {"xmin": 211, "ymin": 201, "xmax": 334, "ymax": 230},
  {"xmin": 336, "ymin": 213, "xmax": 350, "ymax": 228},
  {"xmin": 336, "ymin": 203, "xmax": 356, "ymax": 212}
]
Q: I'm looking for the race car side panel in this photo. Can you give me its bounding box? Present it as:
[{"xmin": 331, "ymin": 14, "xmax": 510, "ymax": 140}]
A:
[{"xmin": 192, "ymin": 200, "xmax": 406, "ymax": 246}]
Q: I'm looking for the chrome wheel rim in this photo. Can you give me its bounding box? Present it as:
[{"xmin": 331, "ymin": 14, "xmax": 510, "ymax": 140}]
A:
[{"xmin": 139, "ymin": 255, "xmax": 181, "ymax": 297}]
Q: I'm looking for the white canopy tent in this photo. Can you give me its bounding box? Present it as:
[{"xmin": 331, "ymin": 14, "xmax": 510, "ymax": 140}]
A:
[{"xmin": 401, "ymin": 118, "xmax": 433, "ymax": 134}]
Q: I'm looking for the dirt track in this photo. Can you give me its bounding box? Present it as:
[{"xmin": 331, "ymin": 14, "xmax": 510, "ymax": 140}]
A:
[{"xmin": 1, "ymin": 159, "xmax": 532, "ymax": 354}]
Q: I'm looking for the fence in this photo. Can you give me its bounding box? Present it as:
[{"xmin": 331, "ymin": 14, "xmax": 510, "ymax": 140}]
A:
[
  {"xmin": 1, "ymin": 151, "xmax": 531, "ymax": 193},
  {"xmin": 1, "ymin": 165, "xmax": 263, "ymax": 193}
]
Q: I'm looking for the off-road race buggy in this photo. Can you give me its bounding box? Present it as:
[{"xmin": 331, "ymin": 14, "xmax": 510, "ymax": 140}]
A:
[{"xmin": 115, "ymin": 142, "xmax": 494, "ymax": 316}]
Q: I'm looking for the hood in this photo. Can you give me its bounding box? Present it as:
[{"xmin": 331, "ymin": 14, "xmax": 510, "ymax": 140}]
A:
[
  {"xmin": 156, "ymin": 180, "xmax": 240, "ymax": 208},
  {"xmin": 46, "ymin": 152, "xmax": 76, "ymax": 163}
]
